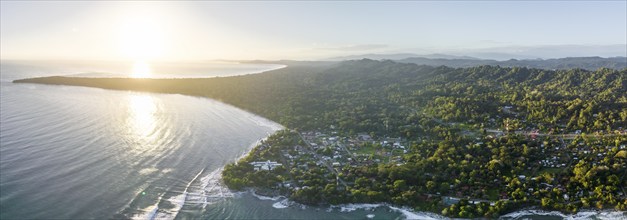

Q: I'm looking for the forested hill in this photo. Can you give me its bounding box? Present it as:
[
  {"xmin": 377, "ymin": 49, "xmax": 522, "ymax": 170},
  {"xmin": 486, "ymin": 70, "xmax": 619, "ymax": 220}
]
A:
[
  {"xmin": 14, "ymin": 59, "xmax": 627, "ymax": 137},
  {"xmin": 397, "ymin": 56, "xmax": 627, "ymax": 70}
]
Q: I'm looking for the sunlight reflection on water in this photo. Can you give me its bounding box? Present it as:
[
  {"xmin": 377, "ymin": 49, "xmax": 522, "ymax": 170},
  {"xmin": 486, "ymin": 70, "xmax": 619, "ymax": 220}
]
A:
[{"xmin": 127, "ymin": 94, "xmax": 159, "ymax": 149}]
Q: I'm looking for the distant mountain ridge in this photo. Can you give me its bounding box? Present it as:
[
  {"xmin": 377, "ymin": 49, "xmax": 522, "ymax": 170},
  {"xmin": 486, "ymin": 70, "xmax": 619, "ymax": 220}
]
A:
[
  {"xmin": 326, "ymin": 53, "xmax": 480, "ymax": 61},
  {"xmin": 327, "ymin": 53, "xmax": 626, "ymax": 70},
  {"xmin": 397, "ymin": 56, "xmax": 627, "ymax": 70}
]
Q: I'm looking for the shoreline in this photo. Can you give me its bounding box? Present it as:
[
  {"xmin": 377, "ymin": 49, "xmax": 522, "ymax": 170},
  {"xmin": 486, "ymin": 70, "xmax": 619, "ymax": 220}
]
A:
[
  {"xmin": 3, "ymin": 60, "xmax": 288, "ymax": 81},
  {"xmin": 245, "ymin": 192, "xmax": 625, "ymax": 220},
  {"xmin": 11, "ymin": 63, "xmax": 626, "ymax": 219},
  {"xmin": 243, "ymin": 191, "xmax": 626, "ymax": 220},
  {"xmin": 245, "ymin": 189, "xmax": 445, "ymax": 219},
  {"xmin": 65, "ymin": 63, "xmax": 288, "ymax": 79}
]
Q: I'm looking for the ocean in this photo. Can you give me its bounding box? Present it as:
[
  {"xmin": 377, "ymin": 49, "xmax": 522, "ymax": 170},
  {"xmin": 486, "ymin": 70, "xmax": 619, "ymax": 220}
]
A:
[{"xmin": 0, "ymin": 60, "xmax": 623, "ymax": 220}]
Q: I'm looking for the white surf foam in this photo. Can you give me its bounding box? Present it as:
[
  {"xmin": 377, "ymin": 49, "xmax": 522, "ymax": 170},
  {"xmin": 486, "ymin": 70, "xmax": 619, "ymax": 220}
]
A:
[
  {"xmin": 329, "ymin": 203, "xmax": 445, "ymax": 220},
  {"xmin": 131, "ymin": 169, "xmax": 206, "ymax": 220},
  {"xmin": 250, "ymin": 190, "xmax": 283, "ymax": 201},
  {"xmin": 332, "ymin": 203, "xmax": 382, "ymax": 212},
  {"xmin": 272, "ymin": 198, "xmax": 291, "ymax": 209},
  {"xmin": 501, "ymin": 209, "xmax": 627, "ymax": 220},
  {"xmin": 138, "ymin": 167, "xmax": 159, "ymax": 175},
  {"xmin": 131, "ymin": 200, "xmax": 160, "ymax": 220},
  {"xmin": 388, "ymin": 206, "xmax": 443, "ymax": 220},
  {"xmin": 595, "ymin": 211, "xmax": 627, "ymax": 220},
  {"xmin": 180, "ymin": 127, "xmax": 286, "ymax": 211},
  {"xmin": 185, "ymin": 167, "xmax": 234, "ymax": 209}
]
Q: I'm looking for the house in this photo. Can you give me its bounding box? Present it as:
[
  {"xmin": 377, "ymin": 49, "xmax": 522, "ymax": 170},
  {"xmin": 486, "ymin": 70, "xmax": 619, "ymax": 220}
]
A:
[
  {"xmin": 442, "ymin": 196, "xmax": 460, "ymax": 205},
  {"xmin": 250, "ymin": 160, "xmax": 282, "ymax": 171},
  {"xmin": 279, "ymin": 181, "xmax": 293, "ymax": 188},
  {"xmin": 358, "ymin": 133, "xmax": 372, "ymax": 141}
]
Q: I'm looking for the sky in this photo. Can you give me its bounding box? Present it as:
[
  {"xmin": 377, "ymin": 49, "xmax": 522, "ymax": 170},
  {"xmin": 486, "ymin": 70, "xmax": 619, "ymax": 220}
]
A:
[{"xmin": 1, "ymin": 1, "xmax": 626, "ymax": 61}]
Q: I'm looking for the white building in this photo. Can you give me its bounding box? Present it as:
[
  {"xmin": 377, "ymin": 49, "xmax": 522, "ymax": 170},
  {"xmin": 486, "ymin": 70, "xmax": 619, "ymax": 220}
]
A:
[{"xmin": 250, "ymin": 160, "xmax": 282, "ymax": 171}]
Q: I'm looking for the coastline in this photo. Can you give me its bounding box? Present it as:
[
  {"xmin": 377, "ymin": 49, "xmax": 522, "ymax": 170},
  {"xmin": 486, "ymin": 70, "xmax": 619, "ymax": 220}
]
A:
[
  {"xmin": 242, "ymin": 193, "xmax": 625, "ymax": 220},
  {"xmin": 10, "ymin": 63, "xmax": 626, "ymax": 219},
  {"xmin": 245, "ymin": 190, "xmax": 447, "ymax": 219},
  {"xmin": 2, "ymin": 60, "xmax": 288, "ymax": 80},
  {"xmin": 499, "ymin": 208, "xmax": 627, "ymax": 219}
]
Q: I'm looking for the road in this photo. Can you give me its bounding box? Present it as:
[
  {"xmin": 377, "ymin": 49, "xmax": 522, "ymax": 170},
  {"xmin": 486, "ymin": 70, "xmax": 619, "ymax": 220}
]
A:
[{"xmin": 294, "ymin": 131, "xmax": 349, "ymax": 188}]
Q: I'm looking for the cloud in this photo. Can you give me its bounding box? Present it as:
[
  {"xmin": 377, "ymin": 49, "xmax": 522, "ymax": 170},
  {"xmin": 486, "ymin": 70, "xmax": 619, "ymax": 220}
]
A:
[{"xmin": 317, "ymin": 44, "xmax": 388, "ymax": 51}]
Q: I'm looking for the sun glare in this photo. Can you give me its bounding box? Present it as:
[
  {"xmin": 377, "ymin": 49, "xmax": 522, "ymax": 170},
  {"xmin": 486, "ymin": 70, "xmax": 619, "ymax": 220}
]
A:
[
  {"xmin": 118, "ymin": 16, "xmax": 165, "ymax": 61},
  {"xmin": 131, "ymin": 61, "xmax": 152, "ymax": 78}
]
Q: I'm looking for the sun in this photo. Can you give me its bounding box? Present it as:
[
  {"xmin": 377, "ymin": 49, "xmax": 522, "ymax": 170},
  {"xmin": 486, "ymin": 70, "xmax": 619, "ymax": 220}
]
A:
[
  {"xmin": 118, "ymin": 15, "xmax": 165, "ymax": 78},
  {"xmin": 118, "ymin": 16, "xmax": 165, "ymax": 61}
]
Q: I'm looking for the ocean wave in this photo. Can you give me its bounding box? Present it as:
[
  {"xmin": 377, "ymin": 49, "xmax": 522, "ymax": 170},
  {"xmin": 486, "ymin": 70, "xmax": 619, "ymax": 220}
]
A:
[
  {"xmin": 250, "ymin": 190, "xmax": 284, "ymax": 201},
  {"xmin": 152, "ymin": 192, "xmax": 186, "ymax": 220},
  {"xmin": 331, "ymin": 203, "xmax": 382, "ymax": 212},
  {"xmin": 319, "ymin": 202, "xmax": 446, "ymax": 219},
  {"xmin": 272, "ymin": 198, "xmax": 291, "ymax": 209},
  {"xmin": 130, "ymin": 196, "xmax": 161, "ymax": 220},
  {"xmin": 182, "ymin": 129, "xmax": 284, "ymax": 209},
  {"xmin": 595, "ymin": 211, "xmax": 627, "ymax": 220},
  {"xmin": 185, "ymin": 167, "xmax": 234, "ymax": 209},
  {"xmin": 331, "ymin": 203, "xmax": 444, "ymax": 220},
  {"xmin": 387, "ymin": 206, "xmax": 444, "ymax": 220},
  {"xmin": 249, "ymin": 193, "xmax": 447, "ymax": 219},
  {"xmin": 500, "ymin": 209, "xmax": 627, "ymax": 220},
  {"xmin": 131, "ymin": 169, "xmax": 206, "ymax": 220},
  {"xmin": 138, "ymin": 167, "xmax": 159, "ymax": 175},
  {"xmin": 131, "ymin": 204, "xmax": 159, "ymax": 220}
]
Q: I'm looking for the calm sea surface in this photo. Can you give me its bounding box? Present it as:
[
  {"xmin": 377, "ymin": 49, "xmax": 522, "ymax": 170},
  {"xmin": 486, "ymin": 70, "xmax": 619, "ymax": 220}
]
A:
[{"xmin": 0, "ymin": 61, "xmax": 623, "ymax": 220}]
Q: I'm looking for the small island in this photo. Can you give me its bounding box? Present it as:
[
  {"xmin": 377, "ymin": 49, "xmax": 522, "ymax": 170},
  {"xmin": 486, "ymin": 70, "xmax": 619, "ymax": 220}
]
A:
[{"xmin": 15, "ymin": 60, "xmax": 627, "ymax": 218}]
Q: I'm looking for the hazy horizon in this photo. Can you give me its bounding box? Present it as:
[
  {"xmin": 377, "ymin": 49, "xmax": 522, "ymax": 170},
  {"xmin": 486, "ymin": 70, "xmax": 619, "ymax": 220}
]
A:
[{"xmin": 1, "ymin": 1, "xmax": 626, "ymax": 61}]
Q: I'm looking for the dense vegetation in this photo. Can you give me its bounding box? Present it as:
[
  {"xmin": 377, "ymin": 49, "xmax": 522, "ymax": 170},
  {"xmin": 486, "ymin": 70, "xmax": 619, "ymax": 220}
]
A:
[{"xmin": 15, "ymin": 59, "xmax": 627, "ymax": 218}]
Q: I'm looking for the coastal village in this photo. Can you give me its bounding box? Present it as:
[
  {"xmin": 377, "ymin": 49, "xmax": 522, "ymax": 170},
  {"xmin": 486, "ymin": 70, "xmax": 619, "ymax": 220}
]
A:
[{"xmin": 242, "ymin": 123, "xmax": 626, "ymax": 213}]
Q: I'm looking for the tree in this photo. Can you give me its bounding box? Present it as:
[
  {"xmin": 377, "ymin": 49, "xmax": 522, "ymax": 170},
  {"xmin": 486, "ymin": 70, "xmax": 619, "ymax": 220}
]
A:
[
  {"xmin": 426, "ymin": 180, "xmax": 436, "ymax": 191},
  {"xmin": 541, "ymin": 197, "xmax": 554, "ymax": 208},
  {"xmin": 393, "ymin": 179, "xmax": 408, "ymax": 192}
]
